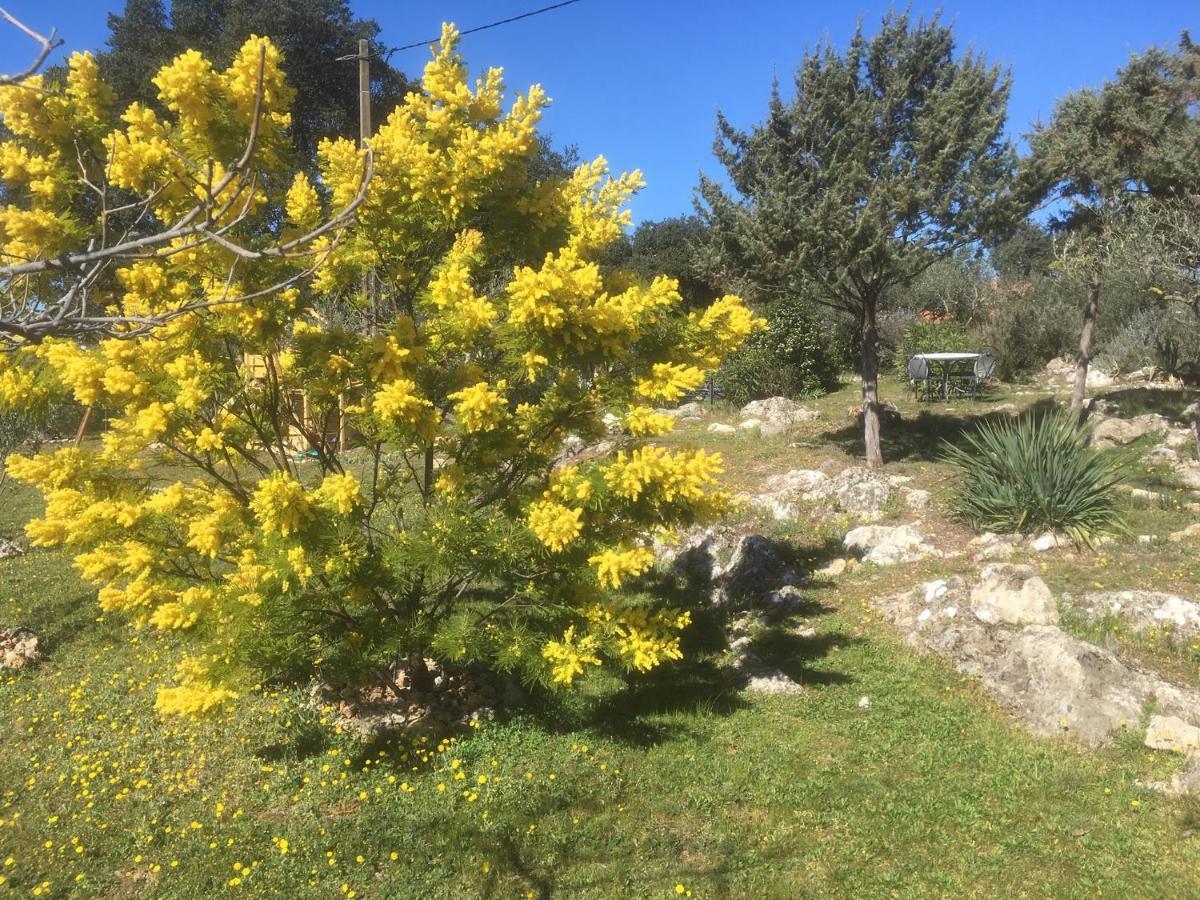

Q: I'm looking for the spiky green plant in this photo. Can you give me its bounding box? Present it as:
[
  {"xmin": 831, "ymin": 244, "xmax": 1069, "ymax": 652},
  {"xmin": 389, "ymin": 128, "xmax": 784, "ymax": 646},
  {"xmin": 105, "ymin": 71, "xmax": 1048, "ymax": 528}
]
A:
[{"xmin": 944, "ymin": 411, "xmax": 1125, "ymax": 542}]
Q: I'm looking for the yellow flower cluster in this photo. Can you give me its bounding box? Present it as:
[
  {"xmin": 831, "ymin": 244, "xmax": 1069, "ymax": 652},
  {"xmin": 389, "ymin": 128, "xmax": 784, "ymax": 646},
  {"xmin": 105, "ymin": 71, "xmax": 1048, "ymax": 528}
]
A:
[
  {"xmin": 152, "ymin": 49, "xmax": 220, "ymax": 131},
  {"xmin": 373, "ymin": 378, "xmax": 434, "ymax": 429},
  {"xmin": 541, "ymin": 626, "xmax": 601, "ymax": 685},
  {"xmin": 285, "ymin": 172, "xmax": 321, "ymax": 230},
  {"xmin": 588, "ymin": 545, "xmax": 655, "ymax": 589},
  {"xmin": 586, "ymin": 603, "xmax": 692, "ymax": 672},
  {"xmin": 155, "ymin": 656, "xmax": 239, "ymax": 716},
  {"xmin": 427, "ymin": 231, "xmax": 496, "ymax": 338},
  {"xmin": 527, "ymin": 500, "xmax": 583, "ymax": 552},
  {"xmin": 604, "ymin": 446, "xmax": 724, "ymax": 504},
  {"xmin": 313, "ymin": 473, "xmax": 363, "ymax": 516},
  {"xmin": 635, "ymin": 362, "xmax": 707, "ymax": 403},
  {"xmin": 625, "ymin": 406, "xmax": 676, "ymax": 437},
  {"xmin": 448, "ymin": 380, "xmax": 507, "ymax": 433},
  {"xmin": 249, "ymin": 473, "xmax": 310, "ymax": 536}
]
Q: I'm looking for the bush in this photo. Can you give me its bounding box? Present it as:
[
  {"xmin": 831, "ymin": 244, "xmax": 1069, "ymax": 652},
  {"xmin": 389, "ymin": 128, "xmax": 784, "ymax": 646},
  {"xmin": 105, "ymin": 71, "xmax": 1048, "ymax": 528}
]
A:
[
  {"xmin": 893, "ymin": 317, "xmax": 974, "ymax": 377},
  {"xmin": 944, "ymin": 411, "xmax": 1124, "ymax": 542},
  {"xmin": 974, "ymin": 279, "xmax": 1080, "ymax": 381},
  {"xmin": 2, "ymin": 28, "xmax": 760, "ymax": 715},
  {"xmin": 719, "ymin": 295, "xmax": 841, "ymax": 406},
  {"xmin": 1095, "ymin": 305, "xmax": 1200, "ymax": 376}
]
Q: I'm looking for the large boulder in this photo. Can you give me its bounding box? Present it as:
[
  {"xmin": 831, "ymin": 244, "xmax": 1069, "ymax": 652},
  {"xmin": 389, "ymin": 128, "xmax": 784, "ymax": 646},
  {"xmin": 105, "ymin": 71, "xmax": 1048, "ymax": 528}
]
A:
[
  {"xmin": 1042, "ymin": 358, "xmax": 1115, "ymax": 388},
  {"xmin": 1167, "ymin": 754, "xmax": 1200, "ymax": 796},
  {"xmin": 874, "ymin": 574, "xmax": 1200, "ymax": 748},
  {"xmin": 1173, "ymin": 460, "xmax": 1200, "ymax": 490},
  {"xmin": 982, "ymin": 625, "xmax": 1159, "ymax": 747},
  {"xmin": 0, "ymin": 627, "xmax": 40, "ymax": 669},
  {"xmin": 1063, "ymin": 590, "xmax": 1200, "ymax": 640},
  {"xmin": 728, "ymin": 615, "xmax": 803, "ymax": 695},
  {"xmin": 843, "ymin": 524, "xmax": 937, "ymax": 566},
  {"xmin": 968, "ymin": 532, "xmax": 1024, "ymax": 562},
  {"xmin": 1145, "ymin": 714, "xmax": 1200, "ymax": 754},
  {"xmin": 660, "ymin": 401, "xmax": 705, "ymax": 420},
  {"xmin": 715, "ymin": 534, "xmax": 795, "ymax": 603},
  {"xmin": 654, "ymin": 526, "xmax": 730, "ymax": 587},
  {"xmin": 749, "ymin": 466, "xmax": 925, "ymax": 522},
  {"xmin": 738, "ymin": 397, "xmax": 819, "ymax": 437},
  {"xmin": 1091, "ymin": 415, "xmax": 1168, "ymax": 448},
  {"xmin": 969, "ymin": 564, "xmax": 1058, "ymax": 626}
]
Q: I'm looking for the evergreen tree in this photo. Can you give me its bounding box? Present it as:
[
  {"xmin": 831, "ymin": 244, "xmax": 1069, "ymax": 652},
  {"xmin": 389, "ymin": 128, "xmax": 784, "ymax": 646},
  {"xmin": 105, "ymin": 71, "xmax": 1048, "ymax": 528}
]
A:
[
  {"xmin": 604, "ymin": 216, "xmax": 719, "ymax": 309},
  {"xmin": 698, "ymin": 11, "xmax": 1018, "ymax": 466},
  {"xmin": 101, "ymin": 0, "xmax": 412, "ymax": 161},
  {"xmin": 1025, "ymin": 32, "xmax": 1200, "ymax": 409}
]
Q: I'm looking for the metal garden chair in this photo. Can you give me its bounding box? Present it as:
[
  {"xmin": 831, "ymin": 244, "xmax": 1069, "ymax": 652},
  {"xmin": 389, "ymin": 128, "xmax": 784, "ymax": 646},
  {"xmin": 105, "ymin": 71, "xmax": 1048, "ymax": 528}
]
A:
[
  {"xmin": 971, "ymin": 353, "xmax": 997, "ymax": 400},
  {"xmin": 908, "ymin": 355, "xmax": 932, "ymax": 401}
]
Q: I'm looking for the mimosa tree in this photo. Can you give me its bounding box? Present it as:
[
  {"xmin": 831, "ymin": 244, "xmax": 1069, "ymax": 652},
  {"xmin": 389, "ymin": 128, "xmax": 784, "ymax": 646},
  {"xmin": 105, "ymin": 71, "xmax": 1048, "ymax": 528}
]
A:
[{"xmin": 0, "ymin": 25, "xmax": 759, "ymax": 715}]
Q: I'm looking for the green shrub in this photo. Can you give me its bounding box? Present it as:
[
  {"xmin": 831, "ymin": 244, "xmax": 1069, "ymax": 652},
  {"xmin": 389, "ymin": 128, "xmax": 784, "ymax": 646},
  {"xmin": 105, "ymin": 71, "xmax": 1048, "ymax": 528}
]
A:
[
  {"xmin": 944, "ymin": 411, "xmax": 1124, "ymax": 542},
  {"xmin": 1095, "ymin": 305, "xmax": 1200, "ymax": 376},
  {"xmin": 893, "ymin": 318, "xmax": 974, "ymax": 376},
  {"xmin": 975, "ymin": 280, "xmax": 1079, "ymax": 381},
  {"xmin": 720, "ymin": 295, "xmax": 841, "ymax": 406}
]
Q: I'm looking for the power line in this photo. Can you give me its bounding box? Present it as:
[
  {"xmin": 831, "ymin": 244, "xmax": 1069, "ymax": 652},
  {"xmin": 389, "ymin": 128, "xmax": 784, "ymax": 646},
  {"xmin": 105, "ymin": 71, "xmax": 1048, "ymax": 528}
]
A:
[{"xmin": 337, "ymin": 1, "xmax": 584, "ymax": 62}]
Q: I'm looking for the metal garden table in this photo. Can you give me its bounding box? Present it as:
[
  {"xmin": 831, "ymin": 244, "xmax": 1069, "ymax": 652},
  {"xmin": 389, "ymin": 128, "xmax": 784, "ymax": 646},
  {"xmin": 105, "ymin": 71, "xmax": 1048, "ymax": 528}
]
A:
[{"xmin": 913, "ymin": 352, "xmax": 982, "ymax": 401}]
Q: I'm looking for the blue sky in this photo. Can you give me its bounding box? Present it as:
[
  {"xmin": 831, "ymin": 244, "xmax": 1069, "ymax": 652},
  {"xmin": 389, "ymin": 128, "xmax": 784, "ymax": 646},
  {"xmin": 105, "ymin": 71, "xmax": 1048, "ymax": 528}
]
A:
[{"xmin": 1, "ymin": 1, "xmax": 1196, "ymax": 222}]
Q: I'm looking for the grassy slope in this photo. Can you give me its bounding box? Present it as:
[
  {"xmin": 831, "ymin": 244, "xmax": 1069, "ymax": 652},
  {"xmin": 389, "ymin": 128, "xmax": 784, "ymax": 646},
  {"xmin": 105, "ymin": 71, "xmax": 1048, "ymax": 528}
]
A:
[{"xmin": 2, "ymin": 377, "xmax": 1200, "ymax": 898}]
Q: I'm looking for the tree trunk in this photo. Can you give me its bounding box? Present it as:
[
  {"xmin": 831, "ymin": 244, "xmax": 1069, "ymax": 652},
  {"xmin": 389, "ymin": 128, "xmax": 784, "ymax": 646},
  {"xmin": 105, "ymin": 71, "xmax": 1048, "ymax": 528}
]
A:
[
  {"xmin": 1071, "ymin": 274, "xmax": 1101, "ymax": 412},
  {"xmin": 862, "ymin": 301, "xmax": 883, "ymax": 468}
]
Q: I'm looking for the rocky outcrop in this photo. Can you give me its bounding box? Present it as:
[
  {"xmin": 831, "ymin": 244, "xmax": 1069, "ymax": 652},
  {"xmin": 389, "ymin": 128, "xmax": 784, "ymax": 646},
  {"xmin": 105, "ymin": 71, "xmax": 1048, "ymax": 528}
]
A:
[
  {"xmin": 1042, "ymin": 357, "xmax": 1114, "ymax": 388},
  {"xmin": 1063, "ymin": 590, "xmax": 1200, "ymax": 640},
  {"xmin": 969, "ymin": 564, "xmax": 1058, "ymax": 626},
  {"xmin": 661, "ymin": 401, "xmax": 706, "ymax": 420},
  {"xmin": 874, "ymin": 573, "xmax": 1200, "ymax": 748},
  {"xmin": 1145, "ymin": 714, "xmax": 1200, "ymax": 754},
  {"xmin": 1091, "ymin": 414, "xmax": 1169, "ymax": 448},
  {"xmin": 749, "ymin": 466, "xmax": 929, "ymax": 522},
  {"xmin": 737, "ymin": 397, "xmax": 820, "ymax": 437},
  {"xmin": 728, "ymin": 615, "xmax": 803, "ymax": 695},
  {"xmin": 714, "ymin": 534, "xmax": 798, "ymax": 604},
  {"xmin": 843, "ymin": 524, "xmax": 938, "ymax": 566},
  {"xmin": 0, "ymin": 627, "xmax": 39, "ymax": 670}
]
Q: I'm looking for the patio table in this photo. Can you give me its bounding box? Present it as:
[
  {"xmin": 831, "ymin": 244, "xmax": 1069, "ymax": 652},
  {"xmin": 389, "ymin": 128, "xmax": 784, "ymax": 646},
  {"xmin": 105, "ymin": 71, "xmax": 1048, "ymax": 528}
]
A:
[{"xmin": 913, "ymin": 352, "xmax": 982, "ymax": 401}]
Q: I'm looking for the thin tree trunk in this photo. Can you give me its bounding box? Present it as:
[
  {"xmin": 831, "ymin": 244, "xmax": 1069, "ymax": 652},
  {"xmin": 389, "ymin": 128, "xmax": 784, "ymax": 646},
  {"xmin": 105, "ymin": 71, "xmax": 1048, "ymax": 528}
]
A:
[
  {"xmin": 1071, "ymin": 274, "xmax": 1101, "ymax": 412},
  {"xmin": 862, "ymin": 300, "xmax": 883, "ymax": 468}
]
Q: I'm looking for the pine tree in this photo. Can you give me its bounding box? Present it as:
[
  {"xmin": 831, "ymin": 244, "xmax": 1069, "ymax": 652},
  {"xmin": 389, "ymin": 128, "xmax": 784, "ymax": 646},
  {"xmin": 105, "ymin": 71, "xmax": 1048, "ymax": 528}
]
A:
[{"xmin": 698, "ymin": 11, "xmax": 1019, "ymax": 466}]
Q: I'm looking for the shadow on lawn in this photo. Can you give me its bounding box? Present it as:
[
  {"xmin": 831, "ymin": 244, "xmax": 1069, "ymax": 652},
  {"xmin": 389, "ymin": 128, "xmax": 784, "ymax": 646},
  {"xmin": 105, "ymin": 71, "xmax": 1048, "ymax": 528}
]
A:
[
  {"xmin": 821, "ymin": 398, "xmax": 1063, "ymax": 463},
  {"xmin": 1095, "ymin": 386, "xmax": 1199, "ymax": 422}
]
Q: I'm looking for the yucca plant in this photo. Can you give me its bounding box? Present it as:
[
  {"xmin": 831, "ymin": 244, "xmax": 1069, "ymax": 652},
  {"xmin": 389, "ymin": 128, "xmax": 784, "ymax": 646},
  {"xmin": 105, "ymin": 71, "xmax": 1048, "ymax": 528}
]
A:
[{"xmin": 944, "ymin": 411, "xmax": 1125, "ymax": 542}]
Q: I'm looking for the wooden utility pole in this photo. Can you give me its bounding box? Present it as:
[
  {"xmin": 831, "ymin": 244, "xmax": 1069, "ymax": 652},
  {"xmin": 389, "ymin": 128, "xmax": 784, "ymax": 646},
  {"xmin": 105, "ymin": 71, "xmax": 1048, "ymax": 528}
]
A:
[
  {"xmin": 356, "ymin": 38, "xmax": 379, "ymax": 332},
  {"xmin": 357, "ymin": 38, "xmax": 371, "ymax": 147}
]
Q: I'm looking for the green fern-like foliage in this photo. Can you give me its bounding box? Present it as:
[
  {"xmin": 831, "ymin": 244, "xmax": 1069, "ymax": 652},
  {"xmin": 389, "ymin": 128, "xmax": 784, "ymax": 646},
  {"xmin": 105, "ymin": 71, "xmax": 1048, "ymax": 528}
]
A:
[{"xmin": 944, "ymin": 411, "xmax": 1124, "ymax": 542}]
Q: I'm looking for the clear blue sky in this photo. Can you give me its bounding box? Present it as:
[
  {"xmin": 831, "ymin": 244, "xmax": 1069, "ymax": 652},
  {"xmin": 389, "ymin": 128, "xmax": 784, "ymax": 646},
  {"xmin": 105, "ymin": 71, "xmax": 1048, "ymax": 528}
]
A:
[{"xmin": 2, "ymin": 1, "xmax": 1196, "ymax": 222}]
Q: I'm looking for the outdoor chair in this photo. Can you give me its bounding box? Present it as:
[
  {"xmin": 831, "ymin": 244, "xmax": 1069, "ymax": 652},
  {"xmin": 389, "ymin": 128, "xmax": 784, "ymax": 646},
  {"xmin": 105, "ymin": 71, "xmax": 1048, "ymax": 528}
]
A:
[
  {"xmin": 971, "ymin": 353, "xmax": 997, "ymax": 400},
  {"xmin": 907, "ymin": 355, "xmax": 932, "ymax": 401}
]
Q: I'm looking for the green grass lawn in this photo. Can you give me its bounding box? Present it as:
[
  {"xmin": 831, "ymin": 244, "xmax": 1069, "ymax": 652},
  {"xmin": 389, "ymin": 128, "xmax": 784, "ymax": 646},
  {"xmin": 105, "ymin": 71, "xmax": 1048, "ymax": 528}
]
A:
[{"xmin": 4, "ymin": 378, "xmax": 1200, "ymax": 898}]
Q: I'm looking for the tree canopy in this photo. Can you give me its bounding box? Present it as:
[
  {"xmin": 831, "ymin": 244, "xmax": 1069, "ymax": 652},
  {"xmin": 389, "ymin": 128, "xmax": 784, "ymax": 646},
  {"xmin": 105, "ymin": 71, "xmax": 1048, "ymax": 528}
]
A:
[
  {"xmin": 699, "ymin": 10, "xmax": 1018, "ymax": 466},
  {"xmin": 101, "ymin": 0, "xmax": 412, "ymax": 161},
  {"xmin": 1024, "ymin": 33, "xmax": 1200, "ymax": 408},
  {"xmin": 604, "ymin": 215, "xmax": 719, "ymax": 310},
  {"xmin": 0, "ymin": 26, "xmax": 759, "ymax": 713}
]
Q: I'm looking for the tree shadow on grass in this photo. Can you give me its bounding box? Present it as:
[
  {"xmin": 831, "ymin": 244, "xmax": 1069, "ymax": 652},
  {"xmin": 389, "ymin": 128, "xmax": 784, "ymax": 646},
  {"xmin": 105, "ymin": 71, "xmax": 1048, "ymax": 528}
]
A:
[
  {"xmin": 1094, "ymin": 387, "xmax": 1200, "ymax": 422},
  {"xmin": 821, "ymin": 398, "xmax": 1063, "ymax": 463},
  {"xmin": 749, "ymin": 628, "xmax": 859, "ymax": 687},
  {"xmin": 821, "ymin": 408, "xmax": 994, "ymax": 463}
]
